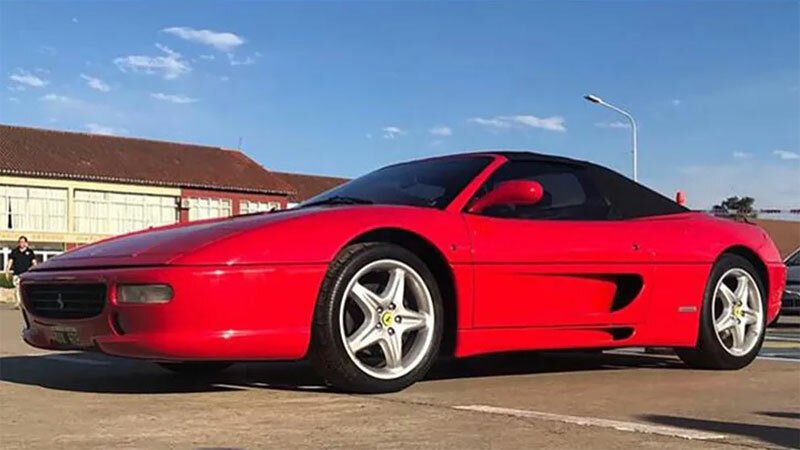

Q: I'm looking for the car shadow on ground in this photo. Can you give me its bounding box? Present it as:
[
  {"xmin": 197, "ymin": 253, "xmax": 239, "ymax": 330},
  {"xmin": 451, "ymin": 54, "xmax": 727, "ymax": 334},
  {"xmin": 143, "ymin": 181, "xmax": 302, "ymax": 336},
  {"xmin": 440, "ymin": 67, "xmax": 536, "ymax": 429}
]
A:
[
  {"xmin": 640, "ymin": 414, "xmax": 800, "ymax": 449},
  {"xmin": 0, "ymin": 350, "xmax": 683, "ymax": 395}
]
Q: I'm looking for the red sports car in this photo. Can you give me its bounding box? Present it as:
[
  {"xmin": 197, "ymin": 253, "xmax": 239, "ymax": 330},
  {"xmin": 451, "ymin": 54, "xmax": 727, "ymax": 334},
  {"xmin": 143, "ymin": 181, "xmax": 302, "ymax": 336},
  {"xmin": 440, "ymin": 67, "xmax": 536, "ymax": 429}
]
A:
[{"xmin": 20, "ymin": 152, "xmax": 786, "ymax": 392}]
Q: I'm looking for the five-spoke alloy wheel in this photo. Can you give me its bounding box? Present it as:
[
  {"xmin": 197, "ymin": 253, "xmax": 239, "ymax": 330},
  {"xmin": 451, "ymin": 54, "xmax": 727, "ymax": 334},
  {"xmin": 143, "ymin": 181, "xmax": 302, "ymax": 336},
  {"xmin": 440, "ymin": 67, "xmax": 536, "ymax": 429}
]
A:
[
  {"xmin": 676, "ymin": 253, "xmax": 767, "ymax": 370},
  {"xmin": 711, "ymin": 268, "xmax": 763, "ymax": 357},
  {"xmin": 311, "ymin": 243, "xmax": 443, "ymax": 393},
  {"xmin": 340, "ymin": 259, "xmax": 435, "ymax": 380}
]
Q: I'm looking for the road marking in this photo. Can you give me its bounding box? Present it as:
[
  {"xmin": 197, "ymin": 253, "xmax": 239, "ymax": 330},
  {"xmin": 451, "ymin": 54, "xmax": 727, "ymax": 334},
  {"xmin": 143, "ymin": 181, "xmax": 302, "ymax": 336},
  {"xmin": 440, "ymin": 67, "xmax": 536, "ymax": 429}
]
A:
[
  {"xmin": 40, "ymin": 354, "xmax": 110, "ymax": 366},
  {"xmin": 211, "ymin": 383, "xmax": 257, "ymax": 391},
  {"xmin": 765, "ymin": 336, "xmax": 800, "ymax": 343},
  {"xmin": 757, "ymin": 355, "xmax": 800, "ymax": 363},
  {"xmin": 762, "ymin": 341, "xmax": 800, "ymax": 349},
  {"xmin": 452, "ymin": 405, "xmax": 727, "ymax": 441}
]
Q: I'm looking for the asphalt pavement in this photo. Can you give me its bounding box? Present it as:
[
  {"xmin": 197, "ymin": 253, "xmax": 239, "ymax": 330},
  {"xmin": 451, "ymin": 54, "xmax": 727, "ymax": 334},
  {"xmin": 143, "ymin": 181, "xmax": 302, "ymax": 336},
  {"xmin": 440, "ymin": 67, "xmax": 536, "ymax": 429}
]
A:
[{"xmin": 0, "ymin": 308, "xmax": 798, "ymax": 449}]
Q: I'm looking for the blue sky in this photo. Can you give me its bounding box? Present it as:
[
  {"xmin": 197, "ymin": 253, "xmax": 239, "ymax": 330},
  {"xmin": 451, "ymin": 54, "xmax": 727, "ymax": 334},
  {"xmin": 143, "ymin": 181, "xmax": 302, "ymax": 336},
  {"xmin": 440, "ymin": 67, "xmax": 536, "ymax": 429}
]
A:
[{"xmin": 1, "ymin": 1, "xmax": 798, "ymax": 208}]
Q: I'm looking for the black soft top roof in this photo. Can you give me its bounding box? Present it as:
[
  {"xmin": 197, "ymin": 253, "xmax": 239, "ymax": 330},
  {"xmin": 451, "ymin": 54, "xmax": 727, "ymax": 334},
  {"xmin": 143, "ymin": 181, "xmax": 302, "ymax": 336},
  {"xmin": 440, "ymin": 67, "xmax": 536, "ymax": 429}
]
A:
[
  {"xmin": 489, "ymin": 150, "xmax": 589, "ymax": 165},
  {"xmin": 469, "ymin": 150, "xmax": 689, "ymax": 218}
]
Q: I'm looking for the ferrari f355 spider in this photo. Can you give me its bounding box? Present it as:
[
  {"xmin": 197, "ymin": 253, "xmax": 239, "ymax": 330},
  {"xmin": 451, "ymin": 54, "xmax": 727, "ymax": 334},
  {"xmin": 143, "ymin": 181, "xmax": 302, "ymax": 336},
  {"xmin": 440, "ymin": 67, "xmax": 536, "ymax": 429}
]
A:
[{"xmin": 20, "ymin": 152, "xmax": 786, "ymax": 392}]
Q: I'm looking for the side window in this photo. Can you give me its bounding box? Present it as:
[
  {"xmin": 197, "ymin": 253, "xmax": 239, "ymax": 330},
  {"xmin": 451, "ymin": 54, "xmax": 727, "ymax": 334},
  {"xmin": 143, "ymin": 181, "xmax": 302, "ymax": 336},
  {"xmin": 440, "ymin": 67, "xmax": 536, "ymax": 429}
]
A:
[
  {"xmin": 470, "ymin": 161, "xmax": 614, "ymax": 220},
  {"xmin": 586, "ymin": 165, "xmax": 687, "ymax": 219}
]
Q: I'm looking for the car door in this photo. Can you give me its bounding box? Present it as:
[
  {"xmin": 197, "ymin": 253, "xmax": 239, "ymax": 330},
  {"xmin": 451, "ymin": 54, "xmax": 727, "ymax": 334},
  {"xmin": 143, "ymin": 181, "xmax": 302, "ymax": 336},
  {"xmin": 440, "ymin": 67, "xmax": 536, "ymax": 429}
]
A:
[{"xmin": 463, "ymin": 159, "xmax": 654, "ymax": 328}]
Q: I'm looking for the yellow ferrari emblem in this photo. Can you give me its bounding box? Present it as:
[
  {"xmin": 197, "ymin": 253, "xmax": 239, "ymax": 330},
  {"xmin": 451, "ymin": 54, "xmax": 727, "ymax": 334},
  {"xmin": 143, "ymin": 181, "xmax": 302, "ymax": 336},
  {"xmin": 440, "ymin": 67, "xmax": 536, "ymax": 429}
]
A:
[
  {"xmin": 733, "ymin": 306, "xmax": 743, "ymax": 318},
  {"xmin": 381, "ymin": 312, "xmax": 394, "ymax": 327}
]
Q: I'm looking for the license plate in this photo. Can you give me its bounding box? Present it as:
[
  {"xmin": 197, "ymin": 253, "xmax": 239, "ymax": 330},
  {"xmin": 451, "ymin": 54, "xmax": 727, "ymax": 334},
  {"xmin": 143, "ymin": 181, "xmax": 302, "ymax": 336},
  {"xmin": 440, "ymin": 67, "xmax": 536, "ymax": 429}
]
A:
[{"xmin": 52, "ymin": 327, "xmax": 81, "ymax": 346}]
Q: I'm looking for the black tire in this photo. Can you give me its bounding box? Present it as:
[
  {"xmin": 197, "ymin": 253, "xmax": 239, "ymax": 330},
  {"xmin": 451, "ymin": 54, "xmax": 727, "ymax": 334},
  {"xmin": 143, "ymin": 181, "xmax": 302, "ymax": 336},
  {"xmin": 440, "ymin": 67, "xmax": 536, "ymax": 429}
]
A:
[
  {"xmin": 156, "ymin": 362, "xmax": 232, "ymax": 376},
  {"xmin": 675, "ymin": 254, "xmax": 767, "ymax": 370},
  {"xmin": 310, "ymin": 242, "xmax": 444, "ymax": 393}
]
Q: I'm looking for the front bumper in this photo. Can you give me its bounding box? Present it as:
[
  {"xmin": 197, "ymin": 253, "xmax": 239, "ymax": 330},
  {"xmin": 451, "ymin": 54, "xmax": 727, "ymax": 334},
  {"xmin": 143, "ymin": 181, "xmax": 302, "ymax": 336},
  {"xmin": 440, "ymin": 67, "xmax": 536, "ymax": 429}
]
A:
[{"xmin": 20, "ymin": 264, "xmax": 326, "ymax": 361}]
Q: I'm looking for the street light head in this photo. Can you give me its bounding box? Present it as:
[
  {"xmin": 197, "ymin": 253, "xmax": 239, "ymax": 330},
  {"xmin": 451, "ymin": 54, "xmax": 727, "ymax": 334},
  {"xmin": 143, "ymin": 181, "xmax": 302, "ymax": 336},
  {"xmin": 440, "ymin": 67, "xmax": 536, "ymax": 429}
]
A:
[{"xmin": 584, "ymin": 94, "xmax": 603, "ymax": 104}]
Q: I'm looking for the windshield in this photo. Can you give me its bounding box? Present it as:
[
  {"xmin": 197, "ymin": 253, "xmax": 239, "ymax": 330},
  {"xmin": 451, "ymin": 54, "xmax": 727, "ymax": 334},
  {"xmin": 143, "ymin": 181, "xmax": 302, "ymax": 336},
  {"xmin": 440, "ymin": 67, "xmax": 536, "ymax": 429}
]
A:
[{"xmin": 302, "ymin": 156, "xmax": 492, "ymax": 209}]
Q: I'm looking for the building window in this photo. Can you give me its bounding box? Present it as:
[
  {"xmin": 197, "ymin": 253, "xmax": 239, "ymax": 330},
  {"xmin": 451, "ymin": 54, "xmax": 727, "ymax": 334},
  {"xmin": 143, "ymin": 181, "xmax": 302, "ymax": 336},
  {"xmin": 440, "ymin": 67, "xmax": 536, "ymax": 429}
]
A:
[
  {"xmin": 188, "ymin": 197, "xmax": 232, "ymax": 221},
  {"xmin": 1, "ymin": 185, "xmax": 68, "ymax": 232},
  {"xmin": 240, "ymin": 200, "xmax": 281, "ymax": 214},
  {"xmin": 74, "ymin": 190, "xmax": 177, "ymax": 234}
]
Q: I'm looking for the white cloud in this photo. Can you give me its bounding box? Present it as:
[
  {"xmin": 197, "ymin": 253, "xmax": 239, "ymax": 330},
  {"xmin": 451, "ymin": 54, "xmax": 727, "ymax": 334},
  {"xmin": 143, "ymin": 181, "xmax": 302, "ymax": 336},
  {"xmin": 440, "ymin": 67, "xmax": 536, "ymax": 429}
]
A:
[
  {"xmin": 365, "ymin": 133, "xmax": 373, "ymax": 139},
  {"xmin": 199, "ymin": 54, "xmax": 216, "ymax": 61},
  {"xmin": 595, "ymin": 121, "xmax": 631, "ymax": 129},
  {"xmin": 381, "ymin": 126, "xmax": 406, "ymax": 139},
  {"xmin": 162, "ymin": 27, "xmax": 245, "ymax": 52},
  {"xmin": 469, "ymin": 115, "xmax": 566, "ymax": 132},
  {"xmin": 227, "ymin": 53, "xmax": 256, "ymax": 66},
  {"xmin": 9, "ymin": 69, "xmax": 48, "ymax": 87},
  {"xmin": 219, "ymin": 76, "xmax": 230, "ymax": 82},
  {"xmin": 150, "ymin": 92, "xmax": 199, "ymax": 104},
  {"xmin": 113, "ymin": 43, "xmax": 191, "ymax": 80},
  {"xmin": 80, "ymin": 74, "xmax": 110, "ymax": 92},
  {"xmin": 429, "ymin": 125, "xmax": 452, "ymax": 136},
  {"xmin": 8, "ymin": 97, "xmax": 19, "ymax": 103},
  {"xmin": 773, "ymin": 150, "xmax": 800, "ymax": 160},
  {"xmin": 85, "ymin": 123, "xmax": 127, "ymax": 136},
  {"xmin": 672, "ymin": 99, "xmax": 682, "ymax": 106},
  {"xmin": 7, "ymin": 85, "xmax": 26, "ymax": 92},
  {"xmin": 40, "ymin": 93, "xmax": 75, "ymax": 103},
  {"xmin": 37, "ymin": 46, "xmax": 56, "ymax": 55},
  {"xmin": 732, "ymin": 151, "xmax": 751, "ymax": 160}
]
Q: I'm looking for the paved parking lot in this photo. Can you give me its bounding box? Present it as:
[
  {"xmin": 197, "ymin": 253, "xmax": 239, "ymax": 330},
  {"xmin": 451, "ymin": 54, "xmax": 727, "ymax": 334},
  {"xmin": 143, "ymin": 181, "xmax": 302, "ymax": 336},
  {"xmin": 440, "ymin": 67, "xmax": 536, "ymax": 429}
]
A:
[{"xmin": 1, "ymin": 308, "xmax": 798, "ymax": 450}]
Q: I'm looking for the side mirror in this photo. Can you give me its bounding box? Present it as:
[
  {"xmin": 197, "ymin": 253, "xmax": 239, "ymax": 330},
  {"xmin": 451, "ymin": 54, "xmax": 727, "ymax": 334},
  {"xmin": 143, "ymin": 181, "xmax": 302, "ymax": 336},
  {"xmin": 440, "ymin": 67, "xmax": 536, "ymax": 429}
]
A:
[
  {"xmin": 675, "ymin": 191, "xmax": 686, "ymax": 206},
  {"xmin": 468, "ymin": 180, "xmax": 545, "ymax": 214}
]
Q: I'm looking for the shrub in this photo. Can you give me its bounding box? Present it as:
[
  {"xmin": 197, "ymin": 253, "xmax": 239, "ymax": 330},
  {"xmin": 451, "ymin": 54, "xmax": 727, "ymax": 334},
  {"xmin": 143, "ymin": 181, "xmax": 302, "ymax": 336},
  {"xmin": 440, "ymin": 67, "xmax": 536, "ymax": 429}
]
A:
[{"xmin": 0, "ymin": 276, "xmax": 14, "ymax": 289}]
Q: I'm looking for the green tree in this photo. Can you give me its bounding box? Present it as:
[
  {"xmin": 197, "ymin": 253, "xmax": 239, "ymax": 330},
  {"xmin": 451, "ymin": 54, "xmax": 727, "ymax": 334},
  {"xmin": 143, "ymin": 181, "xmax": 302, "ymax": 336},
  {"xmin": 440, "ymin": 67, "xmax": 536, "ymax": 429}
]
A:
[{"xmin": 715, "ymin": 196, "xmax": 757, "ymax": 220}]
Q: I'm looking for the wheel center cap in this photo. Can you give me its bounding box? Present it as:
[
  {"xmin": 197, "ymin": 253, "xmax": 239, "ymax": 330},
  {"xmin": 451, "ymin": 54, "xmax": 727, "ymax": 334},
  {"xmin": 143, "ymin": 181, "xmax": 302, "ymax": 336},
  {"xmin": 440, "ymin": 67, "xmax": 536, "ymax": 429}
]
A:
[
  {"xmin": 733, "ymin": 306, "xmax": 743, "ymax": 318},
  {"xmin": 381, "ymin": 312, "xmax": 394, "ymax": 327}
]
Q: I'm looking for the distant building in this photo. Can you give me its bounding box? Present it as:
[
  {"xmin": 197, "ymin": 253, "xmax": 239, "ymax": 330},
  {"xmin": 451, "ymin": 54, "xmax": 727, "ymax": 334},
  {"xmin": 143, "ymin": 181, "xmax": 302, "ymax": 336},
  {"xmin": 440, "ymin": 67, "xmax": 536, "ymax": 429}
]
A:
[
  {"xmin": 273, "ymin": 171, "xmax": 349, "ymax": 208},
  {"xmin": 0, "ymin": 125, "xmax": 343, "ymax": 265}
]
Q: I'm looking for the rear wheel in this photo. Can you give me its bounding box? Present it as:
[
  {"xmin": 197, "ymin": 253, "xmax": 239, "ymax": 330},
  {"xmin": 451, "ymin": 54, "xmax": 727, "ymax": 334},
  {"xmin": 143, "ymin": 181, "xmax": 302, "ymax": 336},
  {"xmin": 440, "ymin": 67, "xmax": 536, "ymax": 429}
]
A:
[
  {"xmin": 310, "ymin": 243, "xmax": 443, "ymax": 393},
  {"xmin": 156, "ymin": 362, "xmax": 232, "ymax": 376},
  {"xmin": 675, "ymin": 254, "xmax": 766, "ymax": 369}
]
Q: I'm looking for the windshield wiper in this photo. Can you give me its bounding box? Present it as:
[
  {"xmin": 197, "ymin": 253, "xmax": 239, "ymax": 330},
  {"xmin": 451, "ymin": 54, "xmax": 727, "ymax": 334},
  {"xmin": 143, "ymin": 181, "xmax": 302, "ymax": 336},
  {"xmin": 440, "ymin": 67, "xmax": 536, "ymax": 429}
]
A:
[{"xmin": 300, "ymin": 195, "xmax": 374, "ymax": 208}]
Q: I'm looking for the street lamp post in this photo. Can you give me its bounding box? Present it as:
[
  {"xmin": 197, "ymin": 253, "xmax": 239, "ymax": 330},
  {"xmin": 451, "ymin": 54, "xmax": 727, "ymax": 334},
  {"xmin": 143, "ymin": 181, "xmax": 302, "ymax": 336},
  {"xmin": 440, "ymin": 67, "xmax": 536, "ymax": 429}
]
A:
[{"xmin": 584, "ymin": 94, "xmax": 638, "ymax": 182}]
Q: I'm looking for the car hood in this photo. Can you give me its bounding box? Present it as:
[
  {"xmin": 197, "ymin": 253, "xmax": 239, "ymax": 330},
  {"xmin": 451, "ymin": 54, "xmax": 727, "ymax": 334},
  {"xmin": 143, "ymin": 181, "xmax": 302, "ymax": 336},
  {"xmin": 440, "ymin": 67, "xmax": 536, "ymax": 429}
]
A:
[
  {"xmin": 33, "ymin": 205, "xmax": 469, "ymax": 271},
  {"xmin": 33, "ymin": 208, "xmax": 327, "ymax": 270}
]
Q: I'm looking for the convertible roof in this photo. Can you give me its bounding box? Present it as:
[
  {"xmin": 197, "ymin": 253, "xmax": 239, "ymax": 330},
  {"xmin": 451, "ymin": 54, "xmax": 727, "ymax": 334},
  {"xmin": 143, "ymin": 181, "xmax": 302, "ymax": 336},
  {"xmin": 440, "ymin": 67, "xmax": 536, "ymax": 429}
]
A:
[
  {"xmin": 458, "ymin": 150, "xmax": 591, "ymax": 167},
  {"xmin": 490, "ymin": 151, "xmax": 588, "ymax": 165},
  {"xmin": 477, "ymin": 150, "xmax": 689, "ymax": 218}
]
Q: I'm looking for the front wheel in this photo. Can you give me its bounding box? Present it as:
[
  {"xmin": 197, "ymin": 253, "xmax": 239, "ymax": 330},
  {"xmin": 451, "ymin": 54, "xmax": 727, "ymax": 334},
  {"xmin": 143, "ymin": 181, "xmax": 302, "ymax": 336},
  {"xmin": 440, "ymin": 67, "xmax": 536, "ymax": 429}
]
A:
[
  {"xmin": 675, "ymin": 254, "xmax": 766, "ymax": 370},
  {"xmin": 310, "ymin": 243, "xmax": 443, "ymax": 393}
]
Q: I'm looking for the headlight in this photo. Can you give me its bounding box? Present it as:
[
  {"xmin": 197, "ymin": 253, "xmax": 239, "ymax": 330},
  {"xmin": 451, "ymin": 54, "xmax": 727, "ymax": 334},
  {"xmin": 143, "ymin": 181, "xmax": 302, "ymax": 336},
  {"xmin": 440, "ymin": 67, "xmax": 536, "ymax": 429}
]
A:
[{"xmin": 117, "ymin": 284, "xmax": 173, "ymax": 304}]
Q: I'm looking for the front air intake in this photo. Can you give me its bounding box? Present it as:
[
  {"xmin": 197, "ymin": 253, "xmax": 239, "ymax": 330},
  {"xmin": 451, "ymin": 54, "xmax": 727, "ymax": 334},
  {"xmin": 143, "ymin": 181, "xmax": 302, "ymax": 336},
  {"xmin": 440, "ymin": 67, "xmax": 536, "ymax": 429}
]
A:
[{"xmin": 22, "ymin": 284, "xmax": 107, "ymax": 319}]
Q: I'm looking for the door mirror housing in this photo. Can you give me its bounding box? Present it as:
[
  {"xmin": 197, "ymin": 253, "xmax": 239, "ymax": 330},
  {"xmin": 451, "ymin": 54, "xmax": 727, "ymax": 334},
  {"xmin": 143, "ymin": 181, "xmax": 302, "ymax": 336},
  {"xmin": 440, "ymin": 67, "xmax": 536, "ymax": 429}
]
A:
[{"xmin": 468, "ymin": 180, "xmax": 545, "ymax": 214}]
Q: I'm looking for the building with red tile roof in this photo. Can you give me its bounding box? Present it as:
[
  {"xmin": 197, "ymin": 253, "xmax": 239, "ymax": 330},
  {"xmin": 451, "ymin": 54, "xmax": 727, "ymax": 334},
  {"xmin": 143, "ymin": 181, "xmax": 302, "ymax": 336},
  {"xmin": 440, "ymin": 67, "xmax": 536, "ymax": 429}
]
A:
[{"xmin": 0, "ymin": 124, "xmax": 341, "ymax": 263}]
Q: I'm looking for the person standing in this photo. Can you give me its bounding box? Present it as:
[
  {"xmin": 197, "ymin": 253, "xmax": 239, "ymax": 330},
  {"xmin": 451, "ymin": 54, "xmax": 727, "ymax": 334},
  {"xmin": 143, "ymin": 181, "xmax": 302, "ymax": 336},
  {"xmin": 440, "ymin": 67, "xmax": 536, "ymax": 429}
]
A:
[{"xmin": 4, "ymin": 236, "xmax": 37, "ymax": 309}]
